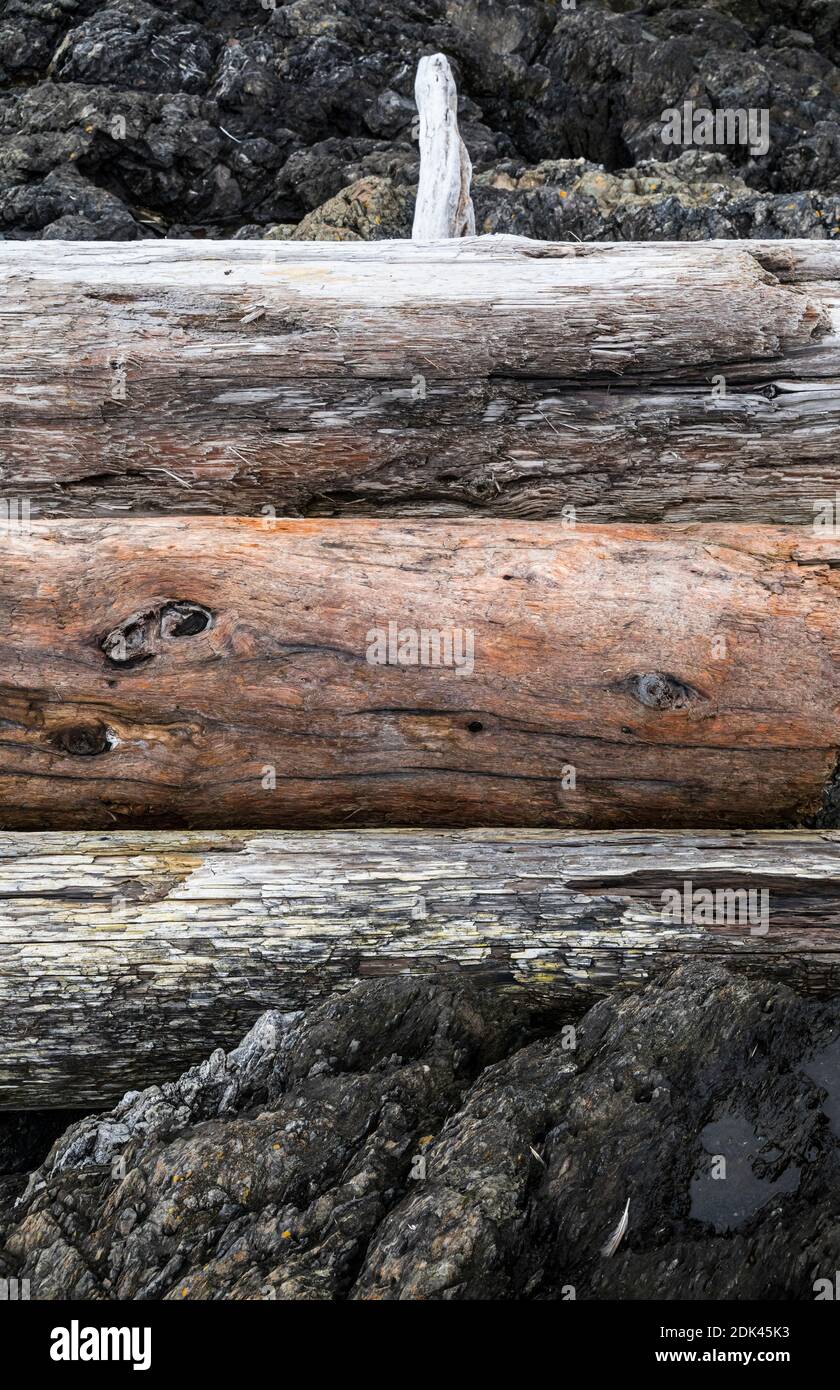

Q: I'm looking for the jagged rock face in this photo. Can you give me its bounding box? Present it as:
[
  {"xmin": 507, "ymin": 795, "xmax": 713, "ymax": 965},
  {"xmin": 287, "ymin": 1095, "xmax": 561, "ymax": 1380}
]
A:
[
  {"xmin": 472, "ymin": 151, "xmax": 840, "ymax": 240},
  {"xmin": 1, "ymin": 0, "xmax": 839, "ymax": 239},
  {"xmin": 0, "ymin": 1111, "xmax": 87, "ymax": 1227},
  {"xmin": 3, "ymin": 964, "xmax": 839, "ymax": 1300}
]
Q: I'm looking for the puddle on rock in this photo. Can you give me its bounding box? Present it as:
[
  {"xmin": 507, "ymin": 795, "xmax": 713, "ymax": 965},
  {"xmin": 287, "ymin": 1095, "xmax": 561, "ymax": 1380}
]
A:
[
  {"xmin": 800, "ymin": 1036, "xmax": 840, "ymax": 1138},
  {"xmin": 689, "ymin": 1111, "xmax": 800, "ymax": 1234}
]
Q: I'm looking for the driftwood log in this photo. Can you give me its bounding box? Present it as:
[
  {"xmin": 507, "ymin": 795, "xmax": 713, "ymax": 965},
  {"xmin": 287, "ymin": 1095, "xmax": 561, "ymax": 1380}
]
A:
[
  {"xmin": 0, "ymin": 518, "xmax": 839, "ymax": 830},
  {"xmin": 2, "ymin": 828, "xmax": 840, "ymax": 1108},
  {"xmin": 1, "ymin": 237, "xmax": 839, "ymax": 520}
]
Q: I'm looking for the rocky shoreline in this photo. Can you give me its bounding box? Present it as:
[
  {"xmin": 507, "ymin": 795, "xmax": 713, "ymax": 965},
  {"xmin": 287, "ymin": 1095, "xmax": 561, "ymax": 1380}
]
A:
[
  {"xmin": 2, "ymin": 0, "xmax": 840, "ymax": 1306},
  {"xmin": 2, "ymin": 1, "xmax": 840, "ymax": 242},
  {"xmin": 2, "ymin": 963, "xmax": 839, "ymax": 1300}
]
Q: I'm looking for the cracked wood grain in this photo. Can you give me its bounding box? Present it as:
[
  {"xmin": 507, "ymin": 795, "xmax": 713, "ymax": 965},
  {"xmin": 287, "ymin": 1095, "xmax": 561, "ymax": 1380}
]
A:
[
  {"xmin": 0, "ymin": 519, "xmax": 838, "ymax": 830},
  {"xmin": 412, "ymin": 53, "xmax": 475, "ymax": 240},
  {"xmin": 3, "ymin": 828, "xmax": 840, "ymax": 1108},
  {"xmin": 0, "ymin": 237, "xmax": 837, "ymax": 519}
]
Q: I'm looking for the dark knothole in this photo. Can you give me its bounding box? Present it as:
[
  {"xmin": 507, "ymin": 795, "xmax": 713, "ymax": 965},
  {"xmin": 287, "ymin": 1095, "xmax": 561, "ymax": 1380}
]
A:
[
  {"xmin": 626, "ymin": 672, "xmax": 699, "ymax": 711},
  {"xmin": 101, "ymin": 600, "xmax": 212, "ymax": 665},
  {"xmin": 467, "ymin": 720, "xmax": 484, "ymax": 733},
  {"xmin": 160, "ymin": 601, "xmax": 212, "ymax": 639},
  {"xmin": 50, "ymin": 723, "xmax": 115, "ymax": 757}
]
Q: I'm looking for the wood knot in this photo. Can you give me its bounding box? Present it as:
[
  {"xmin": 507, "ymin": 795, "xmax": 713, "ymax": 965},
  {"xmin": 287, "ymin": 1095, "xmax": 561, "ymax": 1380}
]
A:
[
  {"xmin": 102, "ymin": 601, "xmax": 212, "ymax": 667},
  {"xmin": 160, "ymin": 601, "xmax": 212, "ymax": 639},
  {"xmin": 50, "ymin": 722, "xmax": 115, "ymax": 757},
  {"xmin": 626, "ymin": 672, "xmax": 698, "ymax": 711}
]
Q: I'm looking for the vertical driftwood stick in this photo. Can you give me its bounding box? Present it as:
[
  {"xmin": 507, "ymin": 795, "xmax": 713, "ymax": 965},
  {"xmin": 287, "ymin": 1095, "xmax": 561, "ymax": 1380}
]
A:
[{"xmin": 412, "ymin": 53, "xmax": 475, "ymax": 240}]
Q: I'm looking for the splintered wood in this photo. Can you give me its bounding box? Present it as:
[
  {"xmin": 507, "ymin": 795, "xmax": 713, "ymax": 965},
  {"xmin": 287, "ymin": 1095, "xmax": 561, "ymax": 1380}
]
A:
[{"xmin": 0, "ymin": 237, "xmax": 836, "ymax": 520}]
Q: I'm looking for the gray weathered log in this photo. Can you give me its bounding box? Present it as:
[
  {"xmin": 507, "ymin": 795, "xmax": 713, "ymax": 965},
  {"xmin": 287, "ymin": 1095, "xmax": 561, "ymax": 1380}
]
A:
[
  {"xmin": 1, "ymin": 237, "xmax": 839, "ymax": 520},
  {"xmin": 3, "ymin": 828, "xmax": 840, "ymax": 1108}
]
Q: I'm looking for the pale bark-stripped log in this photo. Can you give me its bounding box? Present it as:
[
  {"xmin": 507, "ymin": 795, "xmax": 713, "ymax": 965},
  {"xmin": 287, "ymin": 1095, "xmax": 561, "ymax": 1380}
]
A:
[
  {"xmin": 3, "ymin": 828, "xmax": 840, "ymax": 1109},
  {"xmin": 412, "ymin": 54, "xmax": 475, "ymax": 240},
  {"xmin": 0, "ymin": 518, "xmax": 839, "ymax": 831},
  {"xmin": 1, "ymin": 237, "xmax": 839, "ymax": 519}
]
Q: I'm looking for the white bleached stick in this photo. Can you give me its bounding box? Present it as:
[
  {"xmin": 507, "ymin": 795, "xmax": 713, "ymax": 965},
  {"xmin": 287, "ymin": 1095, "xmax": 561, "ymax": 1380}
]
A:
[{"xmin": 412, "ymin": 53, "xmax": 475, "ymax": 241}]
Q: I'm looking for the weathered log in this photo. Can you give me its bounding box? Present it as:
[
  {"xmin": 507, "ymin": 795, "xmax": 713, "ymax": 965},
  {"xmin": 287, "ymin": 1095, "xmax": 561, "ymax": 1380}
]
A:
[
  {"xmin": 0, "ymin": 518, "xmax": 838, "ymax": 830},
  {"xmin": 1, "ymin": 237, "xmax": 839, "ymax": 520},
  {"xmin": 2, "ymin": 828, "xmax": 840, "ymax": 1108}
]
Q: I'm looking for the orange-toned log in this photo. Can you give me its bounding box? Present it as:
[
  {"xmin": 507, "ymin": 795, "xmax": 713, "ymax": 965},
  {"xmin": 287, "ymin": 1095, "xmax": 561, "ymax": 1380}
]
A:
[{"xmin": 0, "ymin": 518, "xmax": 838, "ymax": 830}]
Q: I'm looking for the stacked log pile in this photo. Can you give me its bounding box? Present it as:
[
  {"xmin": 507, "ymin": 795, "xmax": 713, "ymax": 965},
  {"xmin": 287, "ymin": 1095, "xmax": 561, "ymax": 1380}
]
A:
[{"xmin": 2, "ymin": 136, "xmax": 840, "ymax": 1102}]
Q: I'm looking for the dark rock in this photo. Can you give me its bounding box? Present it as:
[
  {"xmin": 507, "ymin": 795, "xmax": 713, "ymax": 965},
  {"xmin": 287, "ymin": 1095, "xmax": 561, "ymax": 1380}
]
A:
[
  {"xmin": 3, "ymin": 965, "xmax": 839, "ymax": 1300},
  {"xmin": 51, "ymin": 1, "xmax": 221, "ymax": 96},
  {"xmin": 0, "ymin": 980, "xmax": 541, "ymax": 1298},
  {"xmin": 471, "ymin": 151, "xmax": 840, "ymax": 241},
  {"xmin": 275, "ymin": 135, "xmax": 418, "ymax": 216},
  {"xmin": 356, "ymin": 963, "xmax": 840, "ymax": 1300},
  {"xmin": 1, "ymin": 164, "xmax": 139, "ymax": 238},
  {"xmin": 0, "ymin": 1110, "xmax": 88, "ymax": 1224},
  {"xmin": 1, "ymin": 1, "xmax": 839, "ymax": 239},
  {"xmin": 0, "ymin": 1111, "xmax": 87, "ymax": 1177},
  {"xmin": 515, "ymin": 3, "xmax": 840, "ymax": 195}
]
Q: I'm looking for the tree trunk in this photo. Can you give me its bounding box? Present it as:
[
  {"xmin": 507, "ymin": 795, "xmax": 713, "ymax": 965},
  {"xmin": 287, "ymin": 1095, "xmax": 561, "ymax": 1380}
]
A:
[
  {"xmin": 1, "ymin": 519, "xmax": 839, "ymax": 831},
  {"xmin": 1, "ymin": 237, "xmax": 837, "ymax": 520},
  {"xmin": 2, "ymin": 828, "xmax": 840, "ymax": 1108}
]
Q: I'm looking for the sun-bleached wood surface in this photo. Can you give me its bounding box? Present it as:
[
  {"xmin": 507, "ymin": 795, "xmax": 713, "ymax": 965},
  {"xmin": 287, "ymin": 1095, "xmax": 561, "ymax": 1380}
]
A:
[
  {"xmin": 0, "ymin": 518, "xmax": 838, "ymax": 831},
  {"xmin": 411, "ymin": 53, "xmax": 475, "ymax": 240},
  {"xmin": 1, "ymin": 237, "xmax": 838, "ymax": 519},
  {"xmin": 3, "ymin": 828, "xmax": 840, "ymax": 1108}
]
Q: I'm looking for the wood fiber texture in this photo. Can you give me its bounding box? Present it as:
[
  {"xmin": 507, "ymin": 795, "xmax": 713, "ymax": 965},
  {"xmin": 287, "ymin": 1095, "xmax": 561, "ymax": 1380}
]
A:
[
  {"xmin": 0, "ymin": 519, "xmax": 838, "ymax": 830},
  {"xmin": 1, "ymin": 237, "xmax": 837, "ymax": 520},
  {"xmin": 3, "ymin": 828, "xmax": 840, "ymax": 1107}
]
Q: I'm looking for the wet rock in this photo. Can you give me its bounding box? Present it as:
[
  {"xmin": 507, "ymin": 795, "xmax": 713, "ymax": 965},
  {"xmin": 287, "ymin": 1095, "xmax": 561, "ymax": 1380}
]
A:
[
  {"xmin": 0, "ymin": 981, "xmax": 538, "ymax": 1299},
  {"xmin": 3, "ymin": 965, "xmax": 839, "ymax": 1300},
  {"xmin": 1, "ymin": 1, "xmax": 839, "ymax": 239},
  {"xmin": 357, "ymin": 962, "xmax": 840, "ymax": 1301}
]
